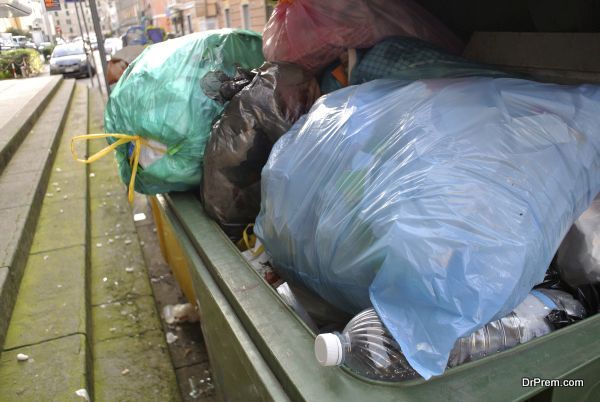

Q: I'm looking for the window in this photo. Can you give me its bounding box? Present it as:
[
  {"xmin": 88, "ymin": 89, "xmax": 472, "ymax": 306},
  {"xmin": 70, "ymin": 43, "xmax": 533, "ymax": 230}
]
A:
[
  {"xmin": 69, "ymin": 27, "xmax": 73, "ymax": 33},
  {"xmin": 66, "ymin": 10, "xmax": 69, "ymax": 17},
  {"xmin": 242, "ymin": 4, "xmax": 250, "ymax": 29},
  {"xmin": 266, "ymin": 4, "xmax": 274, "ymax": 18},
  {"xmin": 54, "ymin": 11, "xmax": 58, "ymax": 17},
  {"xmin": 224, "ymin": 8, "xmax": 231, "ymax": 28},
  {"xmin": 187, "ymin": 15, "xmax": 193, "ymax": 33},
  {"xmin": 66, "ymin": 19, "xmax": 72, "ymax": 25}
]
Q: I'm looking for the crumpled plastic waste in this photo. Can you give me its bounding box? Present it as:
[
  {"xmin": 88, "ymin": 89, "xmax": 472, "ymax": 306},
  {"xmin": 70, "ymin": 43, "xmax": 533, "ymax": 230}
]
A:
[
  {"xmin": 263, "ymin": 0, "xmax": 462, "ymax": 71},
  {"xmin": 556, "ymin": 194, "xmax": 600, "ymax": 287},
  {"xmin": 163, "ymin": 303, "xmax": 200, "ymax": 325},
  {"xmin": 256, "ymin": 78, "xmax": 600, "ymax": 379},
  {"xmin": 104, "ymin": 29, "xmax": 264, "ymax": 195},
  {"xmin": 202, "ymin": 62, "xmax": 320, "ymax": 237}
]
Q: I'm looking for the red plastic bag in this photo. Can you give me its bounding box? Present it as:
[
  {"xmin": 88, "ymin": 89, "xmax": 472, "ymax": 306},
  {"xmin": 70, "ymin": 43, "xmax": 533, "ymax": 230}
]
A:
[{"xmin": 263, "ymin": 0, "xmax": 462, "ymax": 72}]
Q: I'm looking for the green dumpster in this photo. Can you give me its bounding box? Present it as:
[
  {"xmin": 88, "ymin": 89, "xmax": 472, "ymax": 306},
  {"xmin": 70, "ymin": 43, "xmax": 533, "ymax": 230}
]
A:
[
  {"xmin": 149, "ymin": 3, "xmax": 600, "ymax": 399},
  {"xmin": 154, "ymin": 193, "xmax": 600, "ymax": 402}
]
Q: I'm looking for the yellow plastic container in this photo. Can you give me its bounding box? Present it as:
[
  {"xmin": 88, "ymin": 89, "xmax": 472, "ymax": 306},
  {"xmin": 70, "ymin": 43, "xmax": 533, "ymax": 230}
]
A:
[{"xmin": 149, "ymin": 195, "xmax": 197, "ymax": 303}]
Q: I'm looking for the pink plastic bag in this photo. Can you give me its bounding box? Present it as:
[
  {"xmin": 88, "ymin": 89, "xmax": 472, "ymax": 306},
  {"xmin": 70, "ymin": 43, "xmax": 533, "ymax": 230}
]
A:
[{"xmin": 263, "ymin": 0, "xmax": 462, "ymax": 72}]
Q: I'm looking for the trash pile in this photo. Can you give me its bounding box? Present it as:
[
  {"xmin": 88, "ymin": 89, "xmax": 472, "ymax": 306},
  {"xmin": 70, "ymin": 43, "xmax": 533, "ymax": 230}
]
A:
[
  {"xmin": 201, "ymin": 62, "xmax": 320, "ymax": 237},
  {"xmin": 81, "ymin": 0, "xmax": 600, "ymax": 384},
  {"xmin": 95, "ymin": 29, "xmax": 264, "ymax": 201}
]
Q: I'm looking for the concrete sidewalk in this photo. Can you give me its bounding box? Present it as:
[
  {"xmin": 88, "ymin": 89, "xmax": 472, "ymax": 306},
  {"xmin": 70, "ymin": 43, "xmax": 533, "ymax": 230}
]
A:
[
  {"xmin": 0, "ymin": 77, "xmax": 56, "ymax": 133},
  {"xmin": 0, "ymin": 79, "xmax": 206, "ymax": 401}
]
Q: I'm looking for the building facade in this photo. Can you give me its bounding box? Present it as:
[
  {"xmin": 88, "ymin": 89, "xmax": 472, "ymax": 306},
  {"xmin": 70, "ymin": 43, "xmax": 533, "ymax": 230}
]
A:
[
  {"xmin": 50, "ymin": 0, "xmax": 111, "ymax": 40},
  {"xmin": 218, "ymin": 0, "xmax": 274, "ymax": 33},
  {"xmin": 165, "ymin": 0, "xmax": 218, "ymax": 36},
  {"xmin": 115, "ymin": 0, "xmax": 139, "ymax": 33},
  {"xmin": 2, "ymin": 0, "xmax": 56, "ymax": 41},
  {"xmin": 163, "ymin": 0, "xmax": 273, "ymax": 36},
  {"xmin": 139, "ymin": 0, "xmax": 170, "ymax": 31}
]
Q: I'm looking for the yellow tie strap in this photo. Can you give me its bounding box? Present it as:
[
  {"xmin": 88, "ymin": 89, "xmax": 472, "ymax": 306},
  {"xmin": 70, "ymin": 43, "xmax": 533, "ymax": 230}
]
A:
[
  {"xmin": 239, "ymin": 224, "xmax": 265, "ymax": 257},
  {"xmin": 71, "ymin": 133, "xmax": 146, "ymax": 204}
]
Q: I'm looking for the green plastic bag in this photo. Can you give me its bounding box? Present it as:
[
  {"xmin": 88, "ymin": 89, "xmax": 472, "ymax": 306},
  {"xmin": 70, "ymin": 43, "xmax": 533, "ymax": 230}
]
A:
[{"xmin": 104, "ymin": 29, "xmax": 264, "ymax": 195}]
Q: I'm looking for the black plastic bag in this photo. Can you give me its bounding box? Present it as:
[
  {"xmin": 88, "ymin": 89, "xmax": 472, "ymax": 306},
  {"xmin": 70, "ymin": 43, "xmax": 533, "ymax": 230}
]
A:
[{"xmin": 201, "ymin": 62, "xmax": 320, "ymax": 238}]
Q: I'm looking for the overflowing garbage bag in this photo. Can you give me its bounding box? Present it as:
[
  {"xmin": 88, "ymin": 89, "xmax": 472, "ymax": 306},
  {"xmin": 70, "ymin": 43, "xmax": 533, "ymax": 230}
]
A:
[
  {"xmin": 556, "ymin": 194, "xmax": 600, "ymax": 287},
  {"xmin": 255, "ymin": 78, "xmax": 600, "ymax": 379},
  {"xmin": 320, "ymin": 37, "xmax": 508, "ymax": 94},
  {"xmin": 104, "ymin": 29, "xmax": 264, "ymax": 195},
  {"xmin": 263, "ymin": 0, "xmax": 462, "ymax": 72},
  {"xmin": 202, "ymin": 62, "xmax": 320, "ymax": 236},
  {"xmin": 314, "ymin": 289, "xmax": 586, "ymax": 381}
]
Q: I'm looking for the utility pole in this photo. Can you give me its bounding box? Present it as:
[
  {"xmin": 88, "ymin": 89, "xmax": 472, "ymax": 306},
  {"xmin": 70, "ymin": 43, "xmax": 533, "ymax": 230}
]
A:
[
  {"xmin": 39, "ymin": 0, "xmax": 55, "ymax": 44},
  {"xmin": 75, "ymin": 0, "xmax": 102, "ymax": 92},
  {"xmin": 73, "ymin": 0, "xmax": 94, "ymax": 83},
  {"xmin": 88, "ymin": 0, "xmax": 110, "ymax": 95}
]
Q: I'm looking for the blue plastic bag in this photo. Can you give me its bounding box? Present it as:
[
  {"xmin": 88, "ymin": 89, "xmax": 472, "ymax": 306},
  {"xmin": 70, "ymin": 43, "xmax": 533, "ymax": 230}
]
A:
[{"xmin": 255, "ymin": 78, "xmax": 600, "ymax": 379}]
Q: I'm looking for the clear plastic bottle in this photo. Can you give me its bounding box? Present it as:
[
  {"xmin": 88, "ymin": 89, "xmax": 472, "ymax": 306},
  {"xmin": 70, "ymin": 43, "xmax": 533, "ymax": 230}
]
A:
[{"xmin": 314, "ymin": 289, "xmax": 586, "ymax": 381}]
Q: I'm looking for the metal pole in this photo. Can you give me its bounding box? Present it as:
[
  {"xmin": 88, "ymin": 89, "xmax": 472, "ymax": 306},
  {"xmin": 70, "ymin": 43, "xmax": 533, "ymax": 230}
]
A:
[
  {"xmin": 40, "ymin": 0, "xmax": 55, "ymax": 44},
  {"xmin": 88, "ymin": 0, "xmax": 110, "ymax": 95},
  {"xmin": 73, "ymin": 0, "xmax": 94, "ymax": 84},
  {"xmin": 76, "ymin": 0, "xmax": 102, "ymax": 92}
]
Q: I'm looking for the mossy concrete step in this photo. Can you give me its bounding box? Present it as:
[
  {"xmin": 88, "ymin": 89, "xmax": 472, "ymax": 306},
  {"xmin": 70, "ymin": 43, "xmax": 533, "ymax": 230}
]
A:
[
  {"xmin": 0, "ymin": 83, "xmax": 90, "ymax": 400},
  {"xmin": 87, "ymin": 89, "xmax": 181, "ymax": 401},
  {"xmin": 0, "ymin": 76, "xmax": 63, "ymax": 174},
  {"xmin": 0, "ymin": 334, "xmax": 88, "ymax": 402},
  {"xmin": 0, "ymin": 79, "xmax": 76, "ymax": 349},
  {"xmin": 3, "ymin": 85, "xmax": 88, "ymax": 350}
]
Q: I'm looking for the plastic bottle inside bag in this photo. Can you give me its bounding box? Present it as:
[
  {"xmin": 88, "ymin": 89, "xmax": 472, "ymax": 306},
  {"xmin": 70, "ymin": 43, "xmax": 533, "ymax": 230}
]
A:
[
  {"xmin": 128, "ymin": 139, "xmax": 168, "ymax": 169},
  {"xmin": 314, "ymin": 289, "xmax": 586, "ymax": 381}
]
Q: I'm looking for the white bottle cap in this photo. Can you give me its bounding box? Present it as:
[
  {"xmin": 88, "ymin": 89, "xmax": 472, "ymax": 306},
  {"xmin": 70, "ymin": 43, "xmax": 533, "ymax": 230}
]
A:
[{"xmin": 314, "ymin": 333, "xmax": 343, "ymax": 366}]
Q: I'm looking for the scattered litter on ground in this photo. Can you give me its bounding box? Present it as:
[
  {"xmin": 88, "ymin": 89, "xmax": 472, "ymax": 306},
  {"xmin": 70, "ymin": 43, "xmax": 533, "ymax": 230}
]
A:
[
  {"xmin": 124, "ymin": 239, "xmax": 132, "ymax": 245},
  {"xmin": 55, "ymin": 167, "xmax": 62, "ymax": 172},
  {"xmin": 74, "ymin": 388, "xmax": 90, "ymax": 401},
  {"xmin": 108, "ymin": 238, "xmax": 114, "ymax": 244},
  {"xmin": 89, "ymin": 173, "xmax": 95, "ymax": 178},
  {"xmin": 43, "ymin": 255, "xmax": 48, "ymax": 260},
  {"xmin": 96, "ymin": 243, "xmax": 102, "ymax": 248},
  {"xmin": 56, "ymin": 187, "xmax": 61, "ymax": 192},
  {"xmin": 16, "ymin": 353, "xmax": 29, "ymax": 361},
  {"xmin": 109, "ymin": 327, "xmax": 117, "ymax": 332},
  {"xmin": 163, "ymin": 303, "xmax": 200, "ymax": 324},
  {"xmin": 125, "ymin": 267, "xmax": 134, "ymax": 273},
  {"xmin": 46, "ymin": 193, "xmax": 53, "ymax": 197},
  {"xmin": 166, "ymin": 332, "xmax": 178, "ymax": 344},
  {"xmin": 102, "ymin": 277, "xmax": 107, "ymax": 282},
  {"xmin": 188, "ymin": 377, "xmax": 200, "ymax": 398},
  {"xmin": 134, "ymin": 213, "xmax": 147, "ymax": 222},
  {"xmin": 121, "ymin": 368, "xmax": 130, "ymax": 375}
]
